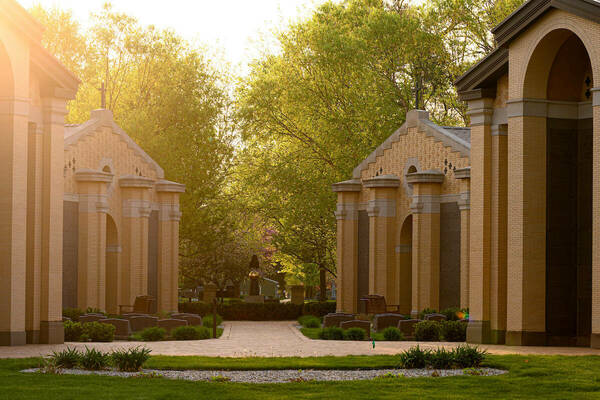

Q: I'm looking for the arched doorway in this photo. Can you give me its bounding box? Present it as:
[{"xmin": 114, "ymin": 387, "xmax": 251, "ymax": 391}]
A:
[
  {"xmin": 105, "ymin": 214, "xmax": 120, "ymax": 314},
  {"xmin": 518, "ymin": 29, "xmax": 593, "ymax": 346},
  {"xmin": 397, "ymin": 215, "xmax": 412, "ymax": 314}
]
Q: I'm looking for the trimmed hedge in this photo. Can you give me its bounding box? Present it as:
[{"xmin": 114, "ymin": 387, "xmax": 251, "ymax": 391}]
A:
[{"xmin": 179, "ymin": 301, "xmax": 336, "ymax": 321}]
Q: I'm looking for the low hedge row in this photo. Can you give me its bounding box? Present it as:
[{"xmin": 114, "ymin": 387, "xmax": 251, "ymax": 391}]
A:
[{"xmin": 179, "ymin": 301, "xmax": 336, "ymax": 321}]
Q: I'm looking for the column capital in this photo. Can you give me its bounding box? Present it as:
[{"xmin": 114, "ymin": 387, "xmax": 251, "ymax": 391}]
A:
[
  {"xmin": 155, "ymin": 179, "xmax": 186, "ymax": 193},
  {"xmin": 466, "ymin": 97, "xmax": 495, "ymax": 126},
  {"xmin": 406, "ymin": 170, "xmax": 444, "ymax": 184},
  {"xmin": 454, "ymin": 167, "xmax": 471, "ymax": 180},
  {"xmin": 363, "ymin": 174, "xmax": 400, "ymax": 188},
  {"xmin": 119, "ymin": 175, "xmax": 155, "ymax": 189},
  {"xmin": 367, "ymin": 199, "xmax": 395, "ymax": 217},
  {"xmin": 332, "ymin": 179, "xmax": 362, "ymax": 192},
  {"xmin": 75, "ymin": 168, "xmax": 113, "ymax": 183}
]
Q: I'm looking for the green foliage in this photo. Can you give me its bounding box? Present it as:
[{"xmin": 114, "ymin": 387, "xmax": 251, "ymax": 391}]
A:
[
  {"xmin": 85, "ymin": 307, "xmax": 105, "ymax": 315},
  {"xmin": 172, "ymin": 326, "xmax": 211, "ymax": 340},
  {"xmin": 64, "ymin": 320, "xmax": 84, "ymax": 342},
  {"xmin": 111, "ymin": 347, "xmax": 152, "ymax": 372},
  {"xmin": 202, "ymin": 314, "xmax": 223, "ymax": 327},
  {"xmin": 62, "ymin": 308, "xmax": 84, "ymax": 322},
  {"xmin": 382, "ymin": 327, "xmax": 404, "ymax": 341},
  {"xmin": 48, "ymin": 347, "xmax": 81, "ymax": 369},
  {"xmin": 139, "ymin": 327, "xmax": 167, "ymax": 342},
  {"xmin": 440, "ymin": 307, "xmax": 461, "ymax": 321},
  {"xmin": 318, "ymin": 327, "xmax": 344, "ymax": 340},
  {"xmin": 429, "ymin": 348, "xmax": 454, "ymax": 369},
  {"xmin": 343, "ymin": 327, "xmax": 366, "ymax": 341},
  {"xmin": 303, "ymin": 302, "xmax": 337, "ymax": 317},
  {"xmin": 298, "ymin": 315, "xmax": 321, "ymax": 328},
  {"xmin": 179, "ymin": 301, "xmax": 334, "ymax": 320},
  {"xmin": 80, "ymin": 348, "xmax": 110, "ymax": 371},
  {"xmin": 417, "ymin": 308, "xmax": 438, "ymax": 320},
  {"xmin": 414, "ymin": 321, "xmax": 441, "ymax": 342},
  {"xmin": 441, "ymin": 321, "xmax": 467, "ymax": 342},
  {"xmin": 453, "ymin": 345, "xmax": 487, "ymax": 368},
  {"xmin": 82, "ymin": 322, "xmax": 115, "ymax": 342},
  {"xmin": 398, "ymin": 346, "xmax": 431, "ymax": 369}
]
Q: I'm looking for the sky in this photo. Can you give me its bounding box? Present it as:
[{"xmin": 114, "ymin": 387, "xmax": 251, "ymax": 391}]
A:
[{"xmin": 17, "ymin": 0, "xmax": 342, "ymax": 74}]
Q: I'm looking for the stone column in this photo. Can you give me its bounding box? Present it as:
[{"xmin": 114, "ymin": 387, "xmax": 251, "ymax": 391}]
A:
[
  {"xmin": 332, "ymin": 179, "xmax": 362, "ymax": 313},
  {"xmin": 0, "ymin": 95, "xmax": 29, "ymax": 346},
  {"xmin": 455, "ymin": 167, "xmax": 471, "ymax": 310},
  {"xmin": 39, "ymin": 92, "xmax": 71, "ymax": 344},
  {"xmin": 120, "ymin": 176, "xmax": 154, "ymax": 308},
  {"xmin": 75, "ymin": 169, "xmax": 112, "ymax": 311},
  {"xmin": 363, "ymin": 175, "xmax": 400, "ymax": 305},
  {"xmin": 592, "ymin": 88, "xmax": 600, "ymax": 348},
  {"xmin": 407, "ymin": 170, "xmax": 444, "ymax": 316},
  {"xmin": 466, "ymin": 96, "xmax": 494, "ymax": 344},
  {"xmin": 490, "ymin": 124, "xmax": 508, "ymax": 344},
  {"xmin": 505, "ymin": 100, "xmax": 547, "ymax": 346},
  {"xmin": 155, "ymin": 180, "xmax": 185, "ymax": 313}
]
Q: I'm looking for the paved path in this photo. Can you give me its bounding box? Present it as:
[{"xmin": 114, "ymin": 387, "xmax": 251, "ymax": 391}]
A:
[{"xmin": 2, "ymin": 321, "xmax": 600, "ymax": 359}]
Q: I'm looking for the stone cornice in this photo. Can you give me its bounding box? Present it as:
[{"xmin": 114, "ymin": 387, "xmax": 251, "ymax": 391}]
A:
[
  {"xmin": 74, "ymin": 168, "xmax": 113, "ymax": 183},
  {"xmin": 406, "ymin": 170, "xmax": 444, "ymax": 184},
  {"xmin": 119, "ymin": 175, "xmax": 155, "ymax": 189},
  {"xmin": 454, "ymin": 167, "xmax": 471, "ymax": 180},
  {"xmin": 331, "ymin": 179, "xmax": 362, "ymax": 193},
  {"xmin": 155, "ymin": 179, "xmax": 186, "ymax": 193},
  {"xmin": 363, "ymin": 175, "xmax": 400, "ymax": 188},
  {"xmin": 507, "ymin": 98, "xmax": 592, "ymax": 119}
]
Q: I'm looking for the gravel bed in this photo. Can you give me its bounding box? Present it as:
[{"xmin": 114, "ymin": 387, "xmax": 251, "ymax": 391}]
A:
[{"xmin": 22, "ymin": 367, "xmax": 506, "ymax": 383}]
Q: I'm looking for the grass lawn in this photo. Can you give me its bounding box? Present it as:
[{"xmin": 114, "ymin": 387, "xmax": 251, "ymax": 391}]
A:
[{"xmin": 2, "ymin": 354, "xmax": 600, "ymax": 399}]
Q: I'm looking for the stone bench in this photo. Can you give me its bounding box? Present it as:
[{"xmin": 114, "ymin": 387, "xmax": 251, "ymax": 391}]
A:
[
  {"xmin": 424, "ymin": 313, "xmax": 447, "ymax": 322},
  {"xmin": 340, "ymin": 320, "xmax": 371, "ymax": 339},
  {"xmin": 100, "ymin": 318, "xmax": 131, "ymax": 340},
  {"xmin": 397, "ymin": 319, "xmax": 421, "ymax": 339},
  {"xmin": 171, "ymin": 313, "xmax": 203, "ymax": 326},
  {"xmin": 158, "ymin": 318, "xmax": 188, "ymax": 334},
  {"xmin": 129, "ymin": 315, "xmax": 159, "ymax": 332},
  {"xmin": 373, "ymin": 313, "xmax": 407, "ymax": 332},
  {"xmin": 323, "ymin": 313, "xmax": 355, "ymax": 328}
]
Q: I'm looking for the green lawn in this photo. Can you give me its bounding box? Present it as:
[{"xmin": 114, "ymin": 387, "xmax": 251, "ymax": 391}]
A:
[{"xmin": 2, "ymin": 354, "xmax": 600, "ymax": 399}]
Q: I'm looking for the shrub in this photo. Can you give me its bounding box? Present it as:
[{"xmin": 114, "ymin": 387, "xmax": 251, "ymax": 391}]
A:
[
  {"xmin": 111, "ymin": 347, "xmax": 151, "ymax": 372},
  {"xmin": 80, "ymin": 347, "xmax": 110, "ymax": 370},
  {"xmin": 344, "ymin": 327, "xmax": 366, "ymax": 341},
  {"xmin": 382, "ymin": 327, "xmax": 404, "ymax": 341},
  {"xmin": 417, "ymin": 308, "xmax": 438, "ymax": 320},
  {"xmin": 82, "ymin": 322, "xmax": 115, "ymax": 342},
  {"xmin": 202, "ymin": 314, "xmax": 223, "ymax": 327},
  {"xmin": 414, "ymin": 321, "xmax": 441, "ymax": 341},
  {"xmin": 298, "ymin": 315, "xmax": 321, "ymax": 328},
  {"xmin": 398, "ymin": 346, "xmax": 431, "ymax": 369},
  {"xmin": 430, "ymin": 348, "xmax": 454, "ymax": 369},
  {"xmin": 172, "ymin": 326, "xmax": 200, "ymax": 340},
  {"xmin": 303, "ymin": 301, "xmax": 336, "ymax": 317},
  {"xmin": 48, "ymin": 347, "xmax": 81, "ymax": 369},
  {"xmin": 64, "ymin": 320, "xmax": 83, "ymax": 342},
  {"xmin": 193, "ymin": 326, "xmax": 212, "ymax": 340},
  {"xmin": 63, "ymin": 308, "xmax": 84, "ymax": 322},
  {"xmin": 318, "ymin": 327, "xmax": 344, "ymax": 340},
  {"xmin": 440, "ymin": 307, "xmax": 461, "ymax": 321},
  {"xmin": 139, "ymin": 327, "xmax": 166, "ymax": 342},
  {"xmin": 441, "ymin": 321, "xmax": 467, "ymax": 342},
  {"xmin": 85, "ymin": 307, "xmax": 105, "ymax": 315},
  {"xmin": 453, "ymin": 344, "xmax": 487, "ymax": 368}
]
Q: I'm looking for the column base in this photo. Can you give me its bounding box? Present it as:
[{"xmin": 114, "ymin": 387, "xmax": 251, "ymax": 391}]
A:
[
  {"xmin": 26, "ymin": 330, "xmax": 40, "ymax": 344},
  {"xmin": 490, "ymin": 329, "xmax": 506, "ymax": 345},
  {"xmin": 0, "ymin": 331, "xmax": 26, "ymax": 346},
  {"xmin": 505, "ymin": 330, "xmax": 546, "ymax": 346},
  {"xmin": 466, "ymin": 320, "xmax": 491, "ymax": 344},
  {"xmin": 591, "ymin": 333, "xmax": 600, "ymax": 349},
  {"xmin": 40, "ymin": 321, "xmax": 64, "ymax": 344}
]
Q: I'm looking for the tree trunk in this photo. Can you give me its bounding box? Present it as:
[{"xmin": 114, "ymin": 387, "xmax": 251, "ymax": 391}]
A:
[{"xmin": 319, "ymin": 266, "xmax": 327, "ymax": 302}]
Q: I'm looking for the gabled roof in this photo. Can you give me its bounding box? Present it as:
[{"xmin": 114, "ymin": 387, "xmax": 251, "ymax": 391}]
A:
[
  {"xmin": 351, "ymin": 110, "xmax": 470, "ymax": 179},
  {"xmin": 64, "ymin": 109, "xmax": 165, "ymax": 179},
  {"xmin": 455, "ymin": 0, "xmax": 600, "ymax": 94}
]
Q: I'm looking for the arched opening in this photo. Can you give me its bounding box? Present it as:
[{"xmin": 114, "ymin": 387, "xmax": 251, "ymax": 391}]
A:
[
  {"xmin": 544, "ymin": 32, "xmax": 592, "ymax": 347},
  {"xmin": 105, "ymin": 214, "xmax": 120, "ymax": 314},
  {"xmin": 397, "ymin": 215, "xmax": 412, "ymax": 314}
]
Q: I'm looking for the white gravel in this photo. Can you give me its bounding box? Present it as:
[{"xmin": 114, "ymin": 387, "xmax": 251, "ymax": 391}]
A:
[{"xmin": 22, "ymin": 367, "xmax": 506, "ymax": 383}]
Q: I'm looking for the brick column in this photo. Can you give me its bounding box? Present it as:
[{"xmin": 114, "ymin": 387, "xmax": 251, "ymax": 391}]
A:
[
  {"xmin": 505, "ymin": 100, "xmax": 547, "ymax": 346},
  {"xmin": 75, "ymin": 169, "xmax": 112, "ymax": 311},
  {"xmin": 332, "ymin": 179, "xmax": 362, "ymax": 313},
  {"xmin": 363, "ymin": 175, "xmax": 400, "ymax": 305},
  {"xmin": 466, "ymin": 96, "xmax": 493, "ymax": 344},
  {"xmin": 39, "ymin": 92, "xmax": 71, "ymax": 344},
  {"xmin": 156, "ymin": 180, "xmax": 185, "ymax": 313},
  {"xmin": 406, "ymin": 170, "xmax": 444, "ymax": 316},
  {"xmin": 0, "ymin": 96, "xmax": 29, "ymax": 346},
  {"xmin": 120, "ymin": 176, "xmax": 154, "ymax": 308},
  {"xmin": 592, "ymin": 88, "xmax": 600, "ymax": 348},
  {"xmin": 455, "ymin": 167, "xmax": 471, "ymax": 310}
]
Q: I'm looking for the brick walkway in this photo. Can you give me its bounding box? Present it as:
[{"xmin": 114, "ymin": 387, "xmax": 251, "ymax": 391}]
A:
[{"xmin": 1, "ymin": 321, "xmax": 600, "ymax": 358}]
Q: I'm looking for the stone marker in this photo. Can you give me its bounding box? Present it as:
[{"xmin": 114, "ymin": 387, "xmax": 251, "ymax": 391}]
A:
[
  {"xmin": 158, "ymin": 318, "xmax": 188, "ymax": 333},
  {"xmin": 100, "ymin": 318, "xmax": 131, "ymax": 340},
  {"xmin": 129, "ymin": 315, "xmax": 159, "ymax": 332},
  {"xmin": 397, "ymin": 319, "xmax": 421, "ymax": 339},
  {"xmin": 424, "ymin": 313, "xmax": 447, "ymax": 322},
  {"xmin": 79, "ymin": 314, "xmax": 107, "ymax": 323},
  {"xmin": 340, "ymin": 320, "xmax": 371, "ymax": 339},
  {"xmin": 373, "ymin": 313, "xmax": 406, "ymax": 332},
  {"xmin": 171, "ymin": 314, "xmax": 203, "ymax": 326},
  {"xmin": 323, "ymin": 313, "xmax": 355, "ymax": 328}
]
